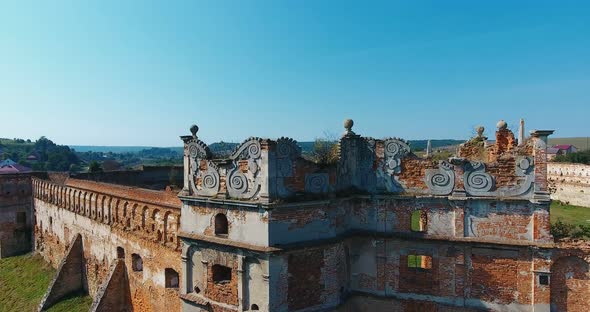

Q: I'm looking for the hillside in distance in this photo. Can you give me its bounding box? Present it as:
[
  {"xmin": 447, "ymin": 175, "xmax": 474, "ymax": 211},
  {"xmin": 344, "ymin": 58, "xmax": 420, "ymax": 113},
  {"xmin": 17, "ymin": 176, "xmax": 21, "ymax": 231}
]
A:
[
  {"xmin": 70, "ymin": 139, "xmax": 464, "ymax": 155},
  {"xmin": 548, "ymin": 137, "xmax": 590, "ymax": 151}
]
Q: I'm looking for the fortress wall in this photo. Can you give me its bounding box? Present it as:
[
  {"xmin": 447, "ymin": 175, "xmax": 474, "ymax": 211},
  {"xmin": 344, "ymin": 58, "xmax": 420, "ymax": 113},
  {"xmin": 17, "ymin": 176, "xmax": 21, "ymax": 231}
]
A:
[
  {"xmin": 33, "ymin": 177, "xmax": 182, "ymax": 312},
  {"xmin": 548, "ymin": 163, "xmax": 590, "ymax": 207}
]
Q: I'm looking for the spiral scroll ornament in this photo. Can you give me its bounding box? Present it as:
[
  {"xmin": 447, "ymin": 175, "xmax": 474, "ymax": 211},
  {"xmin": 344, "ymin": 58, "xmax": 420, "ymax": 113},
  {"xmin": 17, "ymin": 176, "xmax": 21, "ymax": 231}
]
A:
[
  {"xmin": 425, "ymin": 161, "xmax": 455, "ymax": 195},
  {"xmin": 385, "ymin": 141, "xmax": 400, "ymax": 156},
  {"xmin": 383, "ymin": 138, "xmax": 410, "ymax": 174},
  {"xmin": 227, "ymin": 169, "xmax": 249, "ymax": 198},
  {"xmin": 463, "ymin": 161, "xmax": 495, "ymax": 195},
  {"xmin": 193, "ymin": 161, "xmax": 219, "ymax": 196},
  {"xmin": 304, "ymin": 173, "xmax": 329, "ymax": 194},
  {"xmin": 466, "ymin": 172, "xmax": 493, "ymax": 191},
  {"xmin": 230, "ymin": 138, "xmax": 263, "ymax": 160},
  {"xmin": 187, "ymin": 141, "xmax": 211, "ymax": 159},
  {"xmin": 431, "ymin": 172, "xmax": 451, "ymax": 187},
  {"xmin": 189, "ymin": 144, "xmax": 199, "ymax": 158},
  {"xmin": 248, "ymin": 143, "xmax": 261, "ymax": 159}
]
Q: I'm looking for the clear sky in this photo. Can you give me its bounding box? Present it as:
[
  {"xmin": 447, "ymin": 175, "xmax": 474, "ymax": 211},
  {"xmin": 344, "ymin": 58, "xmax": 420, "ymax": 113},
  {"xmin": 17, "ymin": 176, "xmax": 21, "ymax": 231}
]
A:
[{"xmin": 1, "ymin": 1, "xmax": 589, "ymax": 146}]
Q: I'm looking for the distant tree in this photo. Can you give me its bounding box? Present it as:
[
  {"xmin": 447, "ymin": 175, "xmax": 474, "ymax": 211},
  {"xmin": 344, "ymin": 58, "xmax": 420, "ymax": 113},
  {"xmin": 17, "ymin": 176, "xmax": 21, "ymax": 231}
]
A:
[
  {"xmin": 102, "ymin": 159, "xmax": 122, "ymax": 171},
  {"xmin": 551, "ymin": 219, "xmax": 575, "ymax": 240},
  {"xmin": 309, "ymin": 135, "xmax": 339, "ymax": 167},
  {"xmin": 553, "ymin": 150, "xmax": 590, "ymax": 165},
  {"xmin": 88, "ymin": 161, "xmax": 103, "ymax": 173},
  {"xmin": 69, "ymin": 164, "xmax": 82, "ymax": 173}
]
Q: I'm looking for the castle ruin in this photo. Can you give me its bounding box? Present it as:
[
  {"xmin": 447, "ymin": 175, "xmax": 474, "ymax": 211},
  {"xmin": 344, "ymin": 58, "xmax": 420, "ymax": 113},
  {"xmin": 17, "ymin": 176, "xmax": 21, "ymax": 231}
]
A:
[{"xmin": 1, "ymin": 120, "xmax": 589, "ymax": 312}]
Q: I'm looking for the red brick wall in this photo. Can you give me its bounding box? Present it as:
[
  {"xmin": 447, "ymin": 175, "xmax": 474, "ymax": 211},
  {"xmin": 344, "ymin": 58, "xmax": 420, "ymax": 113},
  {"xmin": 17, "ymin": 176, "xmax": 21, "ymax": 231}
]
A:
[
  {"xmin": 287, "ymin": 249, "xmax": 323, "ymax": 310},
  {"xmin": 550, "ymin": 256, "xmax": 590, "ymax": 312}
]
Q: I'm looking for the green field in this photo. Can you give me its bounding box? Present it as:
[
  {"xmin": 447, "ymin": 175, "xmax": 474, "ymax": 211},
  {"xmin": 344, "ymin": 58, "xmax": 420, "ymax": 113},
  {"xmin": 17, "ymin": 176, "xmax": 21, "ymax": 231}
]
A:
[
  {"xmin": 548, "ymin": 137, "xmax": 590, "ymax": 151},
  {"xmin": 551, "ymin": 201, "xmax": 590, "ymax": 226},
  {"xmin": 0, "ymin": 253, "xmax": 92, "ymax": 312}
]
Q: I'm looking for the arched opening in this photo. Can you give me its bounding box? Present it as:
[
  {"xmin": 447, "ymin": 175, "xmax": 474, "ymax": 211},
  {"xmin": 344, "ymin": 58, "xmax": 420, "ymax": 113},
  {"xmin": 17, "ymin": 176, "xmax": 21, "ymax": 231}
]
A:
[
  {"xmin": 551, "ymin": 256, "xmax": 590, "ymax": 311},
  {"xmin": 132, "ymin": 253, "xmax": 143, "ymax": 272},
  {"xmin": 251, "ymin": 304, "xmax": 259, "ymax": 310},
  {"xmin": 211, "ymin": 264, "xmax": 232, "ymax": 284},
  {"xmin": 117, "ymin": 246, "xmax": 125, "ymax": 259},
  {"xmin": 165, "ymin": 268, "xmax": 179, "ymax": 288},
  {"xmin": 214, "ymin": 213, "xmax": 228, "ymax": 236}
]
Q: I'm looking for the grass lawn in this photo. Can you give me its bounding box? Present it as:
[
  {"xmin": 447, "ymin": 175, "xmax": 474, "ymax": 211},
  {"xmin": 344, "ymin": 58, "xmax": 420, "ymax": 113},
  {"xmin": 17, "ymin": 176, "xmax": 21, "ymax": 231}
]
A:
[
  {"xmin": 550, "ymin": 201, "xmax": 590, "ymax": 226},
  {"xmin": 0, "ymin": 253, "xmax": 92, "ymax": 312}
]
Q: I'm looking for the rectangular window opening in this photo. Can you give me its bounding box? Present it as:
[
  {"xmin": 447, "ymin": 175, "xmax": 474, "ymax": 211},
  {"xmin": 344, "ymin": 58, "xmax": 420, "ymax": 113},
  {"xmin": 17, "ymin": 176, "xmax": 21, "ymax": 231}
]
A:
[
  {"xmin": 539, "ymin": 274, "xmax": 550, "ymax": 285},
  {"xmin": 407, "ymin": 255, "xmax": 432, "ymax": 271}
]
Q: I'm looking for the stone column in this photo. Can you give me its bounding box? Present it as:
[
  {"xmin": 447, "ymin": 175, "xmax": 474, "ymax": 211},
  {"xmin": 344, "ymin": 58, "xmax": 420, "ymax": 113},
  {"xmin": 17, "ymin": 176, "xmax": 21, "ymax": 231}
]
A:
[
  {"xmin": 518, "ymin": 118, "xmax": 525, "ymax": 146},
  {"xmin": 530, "ymin": 130, "xmax": 554, "ymax": 194},
  {"xmin": 236, "ymin": 252, "xmax": 245, "ymax": 311}
]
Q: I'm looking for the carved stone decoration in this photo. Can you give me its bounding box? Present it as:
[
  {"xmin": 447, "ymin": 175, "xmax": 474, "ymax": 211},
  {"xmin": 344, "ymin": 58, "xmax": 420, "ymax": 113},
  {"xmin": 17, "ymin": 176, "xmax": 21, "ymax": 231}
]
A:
[
  {"xmin": 305, "ymin": 173, "xmax": 329, "ymax": 194},
  {"xmin": 463, "ymin": 161, "xmax": 495, "ymax": 196},
  {"xmin": 425, "ymin": 161, "xmax": 455, "ymax": 195},
  {"xmin": 194, "ymin": 161, "xmax": 219, "ymax": 197},
  {"xmin": 227, "ymin": 168, "xmax": 249, "ymax": 198},
  {"xmin": 516, "ymin": 156, "xmax": 534, "ymax": 175},
  {"xmin": 276, "ymin": 137, "xmax": 301, "ymax": 178},
  {"xmin": 276, "ymin": 137, "xmax": 301, "ymax": 158},
  {"xmin": 186, "ymin": 140, "xmax": 211, "ymax": 159},
  {"xmin": 226, "ymin": 137, "xmax": 263, "ymax": 199},
  {"xmin": 230, "ymin": 137, "xmax": 262, "ymax": 160},
  {"xmin": 383, "ymin": 138, "xmax": 410, "ymax": 174}
]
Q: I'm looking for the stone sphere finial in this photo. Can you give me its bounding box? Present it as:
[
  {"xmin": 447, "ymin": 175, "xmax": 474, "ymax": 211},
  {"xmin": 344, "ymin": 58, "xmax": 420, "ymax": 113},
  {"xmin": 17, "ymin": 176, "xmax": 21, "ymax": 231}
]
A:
[
  {"xmin": 476, "ymin": 126, "xmax": 485, "ymax": 138},
  {"xmin": 190, "ymin": 124, "xmax": 199, "ymax": 137},
  {"xmin": 496, "ymin": 120, "xmax": 507, "ymax": 130},
  {"xmin": 344, "ymin": 119, "xmax": 354, "ymax": 131}
]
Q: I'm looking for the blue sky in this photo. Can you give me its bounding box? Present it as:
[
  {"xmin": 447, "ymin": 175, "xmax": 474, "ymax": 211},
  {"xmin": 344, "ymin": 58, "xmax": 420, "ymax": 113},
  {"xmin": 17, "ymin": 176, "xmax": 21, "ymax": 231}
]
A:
[{"xmin": 1, "ymin": 1, "xmax": 589, "ymax": 146}]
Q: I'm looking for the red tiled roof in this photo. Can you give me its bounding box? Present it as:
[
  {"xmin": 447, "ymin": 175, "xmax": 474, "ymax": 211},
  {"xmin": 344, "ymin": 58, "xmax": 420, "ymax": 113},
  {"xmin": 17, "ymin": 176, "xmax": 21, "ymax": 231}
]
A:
[
  {"xmin": 553, "ymin": 144, "xmax": 573, "ymax": 150},
  {"xmin": 0, "ymin": 163, "xmax": 32, "ymax": 174}
]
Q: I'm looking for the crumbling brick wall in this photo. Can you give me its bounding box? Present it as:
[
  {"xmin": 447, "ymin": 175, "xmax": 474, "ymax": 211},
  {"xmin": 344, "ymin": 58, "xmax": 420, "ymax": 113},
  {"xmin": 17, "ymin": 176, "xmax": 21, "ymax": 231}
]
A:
[{"xmin": 0, "ymin": 173, "xmax": 33, "ymax": 258}]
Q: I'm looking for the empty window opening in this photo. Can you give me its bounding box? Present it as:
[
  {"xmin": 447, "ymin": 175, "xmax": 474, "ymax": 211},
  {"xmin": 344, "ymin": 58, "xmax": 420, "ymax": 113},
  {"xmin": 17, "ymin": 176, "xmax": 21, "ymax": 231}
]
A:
[
  {"xmin": 194, "ymin": 286, "xmax": 201, "ymax": 294},
  {"xmin": 407, "ymin": 255, "xmax": 432, "ymax": 271},
  {"xmin": 117, "ymin": 247, "xmax": 125, "ymax": 259},
  {"xmin": 212, "ymin": 264, "xmax": 232, "ymax": 284},
  {"xmin": 16, "ymin": 212, "xmax": 26, "ymax": 224},
  {"xmin": 251, "ymin": 304, "xmax": 259, "ymax": 310},
  {"xmin": 410, "ymin": 210, "xmax": 427, "ymax": 232},
  {"xmin": 132, "ymin": 254, "xmax": 143, "ymax": 272},
  {"xmin": 49, "ymin": 216, "xmax": 53, "ymax": 227},
  {"xmin": 539, "ymin": 274, "xmax": 550, "ymax": 285},
  {"xmin": 214, "ymin": 213, "xmax": 228, "ymax": 236},
  {"xmin": 165, "ymin": 268, "xmax": 179, "ymax": 288}
]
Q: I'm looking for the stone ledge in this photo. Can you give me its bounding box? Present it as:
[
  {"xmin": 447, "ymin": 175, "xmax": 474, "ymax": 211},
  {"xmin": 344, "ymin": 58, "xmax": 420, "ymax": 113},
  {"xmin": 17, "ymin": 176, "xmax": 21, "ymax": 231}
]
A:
[{"xmin": 179, "ymin": 229, "xmax": 555, "ymax": 254}]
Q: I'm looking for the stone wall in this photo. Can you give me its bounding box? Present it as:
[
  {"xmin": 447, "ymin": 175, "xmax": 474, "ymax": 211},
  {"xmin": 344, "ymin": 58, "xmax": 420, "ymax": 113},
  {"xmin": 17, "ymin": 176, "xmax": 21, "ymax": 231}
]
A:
[
  {"xmin": 548, "ymin": 163, "xmax": 590, "ymax": 207},
  {"xmin": 0, "ymin": 173, "xmax": 33, "ymax": 258},
  {"xmin": 33, "ymin": 177, "xmax": 182, "ymax": 312}
]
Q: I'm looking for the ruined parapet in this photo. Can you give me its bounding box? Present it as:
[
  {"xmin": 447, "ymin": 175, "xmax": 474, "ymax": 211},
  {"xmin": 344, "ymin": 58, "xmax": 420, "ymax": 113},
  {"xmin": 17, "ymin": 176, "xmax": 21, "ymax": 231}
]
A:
[
  {"xmin": 180, "ymin": 124, "xmax": 334, "ymax": 203},
  {"xmin": 458, "ymin": 125, "xmax": 487, "ymax": 161},
  {"xmin": 179, "ymin": 120, "xmax": 554, "ymax": 201}
]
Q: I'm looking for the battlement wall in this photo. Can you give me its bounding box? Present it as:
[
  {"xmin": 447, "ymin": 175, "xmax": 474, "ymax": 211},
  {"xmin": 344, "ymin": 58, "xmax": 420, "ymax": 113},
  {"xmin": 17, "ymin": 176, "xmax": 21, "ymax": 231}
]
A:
[
  {"xmin": 548, "ymin": 162, "xmax": 590, "ymax": 207},
  {"xmin": 32, "ymin": 177, "xmax": 183, "ymax": 311}
]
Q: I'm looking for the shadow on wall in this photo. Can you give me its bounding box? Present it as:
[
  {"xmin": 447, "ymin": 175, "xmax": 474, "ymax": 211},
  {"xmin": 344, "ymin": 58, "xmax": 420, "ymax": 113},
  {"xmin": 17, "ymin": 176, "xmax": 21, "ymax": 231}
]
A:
[{"xmin": 550, "ymin": 256, "xmax": 590, "ymax": 312}]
